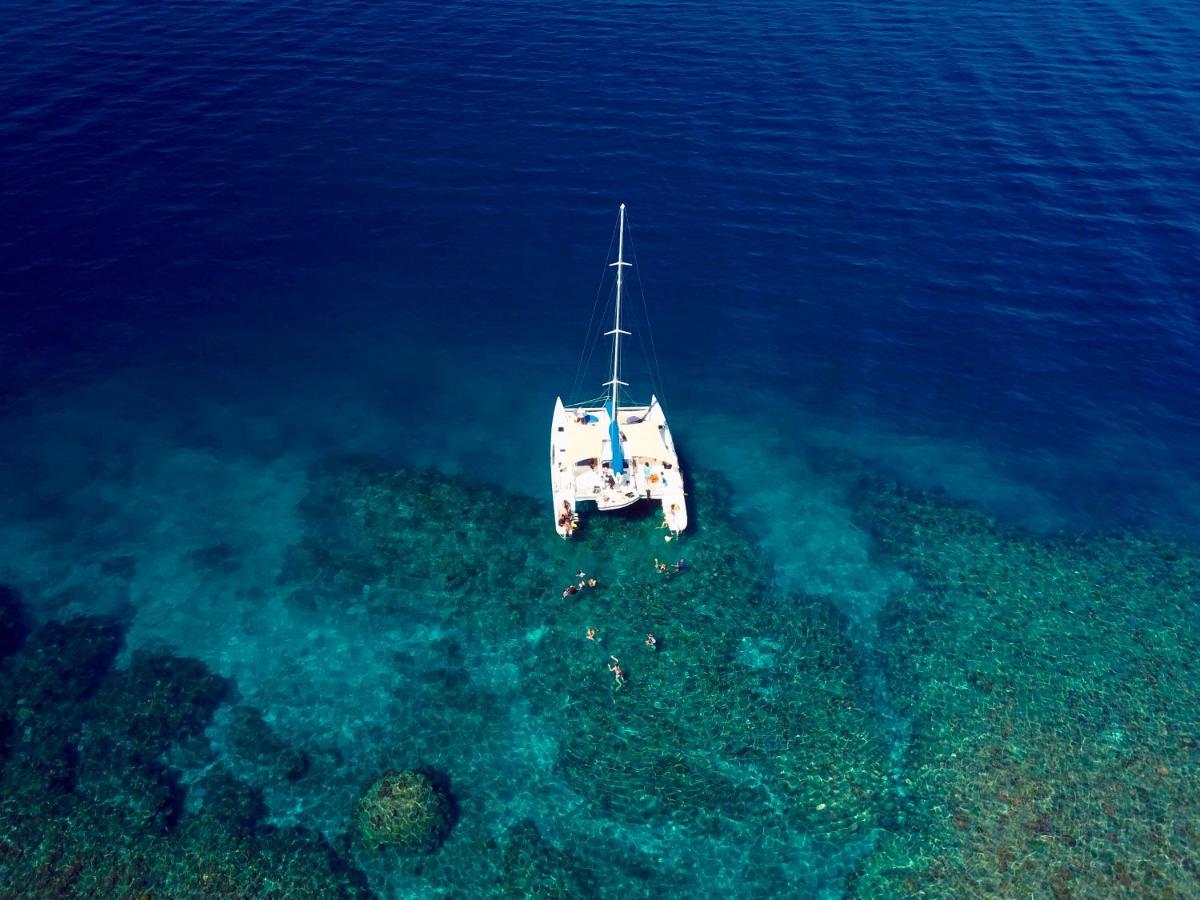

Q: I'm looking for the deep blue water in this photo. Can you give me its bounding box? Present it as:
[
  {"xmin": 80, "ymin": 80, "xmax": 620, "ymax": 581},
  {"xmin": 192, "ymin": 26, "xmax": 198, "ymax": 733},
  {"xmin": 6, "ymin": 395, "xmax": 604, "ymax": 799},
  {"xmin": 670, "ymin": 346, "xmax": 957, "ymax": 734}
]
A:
[
  {"xmin": 1, "ymin": 0, "xmax": 1199, "ymax": 895},
  {"xmin": 4, "ymin": 0, "xmax": 1198, "ymax": 532}
]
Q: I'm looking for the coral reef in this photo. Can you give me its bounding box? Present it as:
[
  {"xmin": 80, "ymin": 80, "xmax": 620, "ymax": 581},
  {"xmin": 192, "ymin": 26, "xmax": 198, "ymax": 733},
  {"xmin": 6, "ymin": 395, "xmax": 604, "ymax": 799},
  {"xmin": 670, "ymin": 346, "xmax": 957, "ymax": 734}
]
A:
[
  {"xmin": 0, "ymin": 609, "xmax": 369, "ymax": 898},
  {"xmin": 281, "ymin": 459, "xmax": 893, "ymax": 867},
  {"xmin": 193, "ymin": 765, "xmax": 267, "ymax": 832},
  {"xmin": 847, "ymin": 475, "xmax": 1200, "ymax": 898},
  {"xmin": 227, "ymin": 705, "xmax": 310, "ymax": 782},
  {"xmin": 354, "ymin": 769, "xmax": 453, "ymax": 853},
  {"xmin": 495, "ymin": 819, "xmax": 597, "ymax": 899}
]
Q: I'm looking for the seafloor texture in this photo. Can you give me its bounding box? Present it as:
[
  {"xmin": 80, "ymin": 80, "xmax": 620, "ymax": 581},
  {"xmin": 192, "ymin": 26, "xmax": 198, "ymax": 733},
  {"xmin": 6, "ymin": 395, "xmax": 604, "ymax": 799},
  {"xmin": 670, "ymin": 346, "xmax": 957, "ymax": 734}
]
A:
[
  {"xmin": 0, "ymin": 607, "xmax": 369, "ymax": 898},
  {"xmin": 0, "ymin": 459, "xmax": 894, "ymax": 897},
  {"xmin": 279, "ymin": 459, "xmax": 894, "ymax": 894},
  {"xmin": 847, "ymin": 476, "xmax": 1200, "ymax": 898},
  {"xmin": 3, "ymin": 457, "xmax": 1197, "ymax": 897}
]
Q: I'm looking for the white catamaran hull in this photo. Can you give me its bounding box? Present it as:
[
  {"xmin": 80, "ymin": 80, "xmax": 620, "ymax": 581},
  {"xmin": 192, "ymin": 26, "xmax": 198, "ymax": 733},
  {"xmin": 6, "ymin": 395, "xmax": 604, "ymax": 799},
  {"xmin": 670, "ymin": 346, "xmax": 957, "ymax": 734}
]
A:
[
  {"xmin": 550, "ymin": 395, "xmax": 687, "ymax": 537},
  {"xmin": 550, "ymin": 204, "xmax": 687, "ymax": 538}
]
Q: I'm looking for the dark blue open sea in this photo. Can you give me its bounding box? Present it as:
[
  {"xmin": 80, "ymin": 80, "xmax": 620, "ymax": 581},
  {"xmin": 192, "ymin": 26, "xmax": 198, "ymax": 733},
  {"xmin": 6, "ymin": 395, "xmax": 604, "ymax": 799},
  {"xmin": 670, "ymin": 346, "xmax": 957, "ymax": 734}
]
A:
[{"xmin": 2, "ymin": 1, "xmax": 1198, "ymax": 897}]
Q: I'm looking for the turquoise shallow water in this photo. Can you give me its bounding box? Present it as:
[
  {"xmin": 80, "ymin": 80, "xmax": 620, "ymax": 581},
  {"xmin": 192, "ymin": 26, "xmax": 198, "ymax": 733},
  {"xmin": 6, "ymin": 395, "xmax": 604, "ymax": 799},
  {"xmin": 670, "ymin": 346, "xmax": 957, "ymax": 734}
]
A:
[{"xmin": 1, "ymin": 0, "xmax": 1199, "ymax": 896}]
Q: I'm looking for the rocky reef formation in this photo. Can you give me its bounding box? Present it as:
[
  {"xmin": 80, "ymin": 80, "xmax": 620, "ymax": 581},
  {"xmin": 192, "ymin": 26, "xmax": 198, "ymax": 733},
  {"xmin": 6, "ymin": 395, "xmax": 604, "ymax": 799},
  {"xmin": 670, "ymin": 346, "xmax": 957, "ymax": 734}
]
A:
[
  {"xmin": 494, "ymin": 818, "xmax": 597, "ymax": 899},
  {"xmin": 354, "ymin": 769, "xmax": 453, "ymax": 853},
  {"xmin": 280, "ymin": 458, "xmax": 894, "ymax": 874},
  {"xmin": 0, "ymin": 605, "xmax": 369, "ymax": 898},
  {"xmin": 847, "ymin": 475, "xmax": 1200, "ymax": 898},
  {"xmin": 226, "ymin": 704, "xmax": 310, "ymax": 783},
  {"xmin": 545, "ymin": 506, "xmax": 891, "ymax": 845}
]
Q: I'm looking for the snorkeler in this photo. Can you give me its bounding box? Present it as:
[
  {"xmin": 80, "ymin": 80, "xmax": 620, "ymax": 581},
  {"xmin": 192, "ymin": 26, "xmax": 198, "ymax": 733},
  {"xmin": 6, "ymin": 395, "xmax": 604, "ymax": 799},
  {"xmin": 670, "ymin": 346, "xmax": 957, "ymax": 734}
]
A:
[{"xmin": 607, "ymin": 656, "xmax": 626, "ymax": 689}]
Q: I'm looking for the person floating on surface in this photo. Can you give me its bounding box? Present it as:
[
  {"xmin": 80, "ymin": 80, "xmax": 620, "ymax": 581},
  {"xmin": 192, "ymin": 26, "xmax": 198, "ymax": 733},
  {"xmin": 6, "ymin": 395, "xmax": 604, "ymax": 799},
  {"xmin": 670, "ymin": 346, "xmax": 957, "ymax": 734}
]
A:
[
  {"xmin": 654, "ymin": 558, "xmax": 669, "ymax": 574},
  {"xmin": 607, "ymin": 656, "xmax": 626, "ymax": 689},
  {"xmin": 563, "ymin": 584, "xmax": 579, "ymax": 598},
  {"xmin": 586, "ymin": 627, "xmax": 597, "ymax": 641},
  {"xmin": 644, "ymin": 633, "xmax": 657, "ymax": 650},
  {"xmin": 587, "ymin": 577, "xmax": 597, "ymax": 588},
  {"xmin": 673, "ymin": 559, "xmax": 687, "ymax": 573}
]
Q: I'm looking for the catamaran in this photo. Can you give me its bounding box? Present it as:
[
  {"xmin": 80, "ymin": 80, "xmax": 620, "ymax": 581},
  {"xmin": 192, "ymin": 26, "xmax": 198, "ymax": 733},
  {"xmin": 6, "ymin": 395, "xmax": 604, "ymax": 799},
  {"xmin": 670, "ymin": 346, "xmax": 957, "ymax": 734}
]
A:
[{"xmin": 551, "ymin": 205, "xmax": 687, "ymax": 538}]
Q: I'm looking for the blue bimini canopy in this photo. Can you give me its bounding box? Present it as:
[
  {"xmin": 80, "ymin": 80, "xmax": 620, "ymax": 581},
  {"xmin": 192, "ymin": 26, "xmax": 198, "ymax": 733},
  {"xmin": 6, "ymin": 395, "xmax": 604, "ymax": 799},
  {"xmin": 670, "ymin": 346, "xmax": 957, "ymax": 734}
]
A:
[{"xmin": 606, "ymin": 400, "xmax": 625, "ymax": 474}]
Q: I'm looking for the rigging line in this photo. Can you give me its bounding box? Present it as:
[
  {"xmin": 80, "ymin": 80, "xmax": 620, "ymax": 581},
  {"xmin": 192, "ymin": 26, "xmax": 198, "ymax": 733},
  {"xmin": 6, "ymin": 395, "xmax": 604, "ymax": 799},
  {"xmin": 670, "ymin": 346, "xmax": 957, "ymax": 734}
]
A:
[
  {"xmin": 570, "ymin": 216, "xmax": 620, "ymax": 404},
  {"xmin": 625, "ymin": 218, "xmax": 669, "ymax": 408},
  {"xmin": 578, "ymin": 280, "xmax": 615, "ymax": 404}
]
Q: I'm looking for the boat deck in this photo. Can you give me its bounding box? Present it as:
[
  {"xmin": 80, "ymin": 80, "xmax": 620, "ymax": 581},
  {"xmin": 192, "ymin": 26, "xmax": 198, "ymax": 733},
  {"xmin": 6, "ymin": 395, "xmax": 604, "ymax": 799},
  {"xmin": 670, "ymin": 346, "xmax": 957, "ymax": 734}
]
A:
[{"xmin": 551, "ymin": 397, "xmax": 688, "ymax": 537}]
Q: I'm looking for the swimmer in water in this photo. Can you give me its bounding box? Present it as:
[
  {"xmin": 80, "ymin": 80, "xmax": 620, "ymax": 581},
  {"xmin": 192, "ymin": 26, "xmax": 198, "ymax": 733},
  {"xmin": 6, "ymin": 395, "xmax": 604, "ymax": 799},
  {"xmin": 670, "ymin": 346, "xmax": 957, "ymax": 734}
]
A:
[{"xmin": 607, "ymin": 656, "xmax": 626, "ymax": 689}]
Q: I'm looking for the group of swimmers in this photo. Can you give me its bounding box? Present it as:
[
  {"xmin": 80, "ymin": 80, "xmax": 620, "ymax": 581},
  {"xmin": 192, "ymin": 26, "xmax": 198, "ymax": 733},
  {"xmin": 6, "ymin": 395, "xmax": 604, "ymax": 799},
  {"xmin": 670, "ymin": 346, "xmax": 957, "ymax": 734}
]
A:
[
  {"xmin": 654, "ymin": 557, "xmax": 687, "ymax": 574},
  {"xmin": 562, "ymin": 569, "xmax": 598, "ymax": 598},
  {"xmin": 564, "ymin": 557, "xmax": 689, "ymax": 690}
]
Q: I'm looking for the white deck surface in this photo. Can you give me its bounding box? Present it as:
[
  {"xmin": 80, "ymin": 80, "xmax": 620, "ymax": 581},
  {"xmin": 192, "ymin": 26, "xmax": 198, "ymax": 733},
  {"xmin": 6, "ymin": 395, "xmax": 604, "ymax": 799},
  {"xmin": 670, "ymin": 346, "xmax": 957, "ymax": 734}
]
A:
[{"xmin": 550, "ymin": 396, "xmax": 688, "ymax": 537}]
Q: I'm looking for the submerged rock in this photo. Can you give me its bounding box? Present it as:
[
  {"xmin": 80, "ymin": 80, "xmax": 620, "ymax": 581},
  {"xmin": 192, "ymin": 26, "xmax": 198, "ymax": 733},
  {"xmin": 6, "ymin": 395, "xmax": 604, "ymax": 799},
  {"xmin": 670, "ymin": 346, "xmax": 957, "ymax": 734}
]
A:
[
  {"xmin": 195, "ymin": 766, "xmax": 267, "ymax": 832},
  {"xmin": 0, "ymin": 605, "xmax": 369, "ymax": 898},
  {"xmin": 227, "ymin": 705, "xmax": 310, "ymax": 782},
  {"xmin": 497, "ymin": 819, "xmax": 596, "ymax": 899},
  {"xmin": 354, "ymin": 769, "xmax": 454, "ymax": 853}
]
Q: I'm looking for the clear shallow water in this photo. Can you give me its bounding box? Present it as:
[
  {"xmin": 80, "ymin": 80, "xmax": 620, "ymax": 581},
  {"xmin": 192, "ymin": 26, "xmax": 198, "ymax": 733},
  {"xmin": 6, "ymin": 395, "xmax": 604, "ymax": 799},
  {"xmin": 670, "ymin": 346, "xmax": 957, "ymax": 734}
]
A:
[{"xmin": 1, "ymin": 0, "xmax": 1198, "ymax": 896}]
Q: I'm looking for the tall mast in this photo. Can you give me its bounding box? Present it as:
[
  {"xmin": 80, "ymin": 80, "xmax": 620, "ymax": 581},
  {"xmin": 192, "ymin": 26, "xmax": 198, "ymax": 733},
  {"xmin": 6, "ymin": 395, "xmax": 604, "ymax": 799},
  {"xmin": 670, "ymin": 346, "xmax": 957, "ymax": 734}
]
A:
[{"xmin": 605, "ymin": 204, "xmax": 631, "ymax": 474}]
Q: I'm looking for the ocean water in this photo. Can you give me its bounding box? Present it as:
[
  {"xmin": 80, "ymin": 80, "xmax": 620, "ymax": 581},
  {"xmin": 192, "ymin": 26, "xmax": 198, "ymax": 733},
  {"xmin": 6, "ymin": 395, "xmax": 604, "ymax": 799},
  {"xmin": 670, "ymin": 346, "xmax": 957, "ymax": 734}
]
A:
[{"xmin": 1, "ymin": 1, "xmax": 1198, "ymax": 896}]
